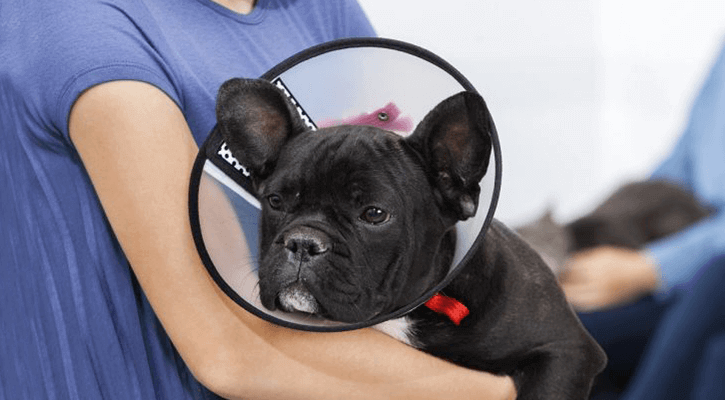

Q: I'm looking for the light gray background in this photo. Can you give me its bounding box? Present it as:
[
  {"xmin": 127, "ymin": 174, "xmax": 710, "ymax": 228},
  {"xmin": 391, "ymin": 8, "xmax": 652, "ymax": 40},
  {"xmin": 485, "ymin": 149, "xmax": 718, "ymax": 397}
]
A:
[{"xmin": 360, "ymin": 0, "xmax": 725, "ymax": 225}]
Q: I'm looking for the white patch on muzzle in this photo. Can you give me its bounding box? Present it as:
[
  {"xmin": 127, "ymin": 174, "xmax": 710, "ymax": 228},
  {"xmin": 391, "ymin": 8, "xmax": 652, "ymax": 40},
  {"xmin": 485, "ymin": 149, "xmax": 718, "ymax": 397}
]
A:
[{"xmin": 278, "ymin": 282, "xmax": 319, "ymax": 314}]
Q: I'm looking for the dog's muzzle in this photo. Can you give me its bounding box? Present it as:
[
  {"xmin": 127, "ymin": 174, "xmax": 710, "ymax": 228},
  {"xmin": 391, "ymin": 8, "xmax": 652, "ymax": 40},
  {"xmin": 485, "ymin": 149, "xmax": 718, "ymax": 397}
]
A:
[{"xmin": 272, "ymin": 226, "xmax": 332, "ymax": 314}]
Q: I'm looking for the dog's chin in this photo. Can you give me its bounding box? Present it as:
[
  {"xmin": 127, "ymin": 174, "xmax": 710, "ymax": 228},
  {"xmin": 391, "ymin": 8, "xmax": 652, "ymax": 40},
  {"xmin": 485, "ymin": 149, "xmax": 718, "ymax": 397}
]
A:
[
  {"xmin": 276, "ymin": 282, "xmax": 320, "ymax": 314},
  {"xmin": 263, "ymin": 282, "xmax": 390, "ymax": 324}
]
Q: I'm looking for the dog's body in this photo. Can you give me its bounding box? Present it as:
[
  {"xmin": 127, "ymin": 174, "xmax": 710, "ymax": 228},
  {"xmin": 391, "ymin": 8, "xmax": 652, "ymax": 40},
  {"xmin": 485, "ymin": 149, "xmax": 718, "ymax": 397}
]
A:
[
  {"xmin": 381, "ymin": 220, "xmax": 605, "ymax": 397},
  {"xmin": 215, "ymin": 78, "xmax": 606, "ymax": 399}
]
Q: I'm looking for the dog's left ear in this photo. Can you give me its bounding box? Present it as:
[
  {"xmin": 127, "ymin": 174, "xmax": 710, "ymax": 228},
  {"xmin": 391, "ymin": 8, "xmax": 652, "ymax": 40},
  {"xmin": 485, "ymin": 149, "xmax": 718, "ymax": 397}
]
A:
[{"xmin": 406, "ymin": 91, "xmax": 493, "ymax": 220}]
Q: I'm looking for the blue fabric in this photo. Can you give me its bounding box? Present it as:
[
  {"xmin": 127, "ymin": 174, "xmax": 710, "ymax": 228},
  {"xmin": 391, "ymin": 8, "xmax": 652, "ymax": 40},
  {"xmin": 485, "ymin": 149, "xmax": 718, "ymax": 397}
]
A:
[
  {"xmin": 622, "ymin": 256, "xmax": 725, "ymax": 400},
  {"xmin": 693, "ymin": 332, "xmax": 725, "ymax": 400},
  {"xmin": 0, "ymin": 1, "xmax": 374, "ymax": 399},
  {"xmin": 645, "ymin": 42, "xmax": 725, "ymax": 293},
  {"xmin": 579, "ymin": 295, "xmax": 674, "ymax": 395}
]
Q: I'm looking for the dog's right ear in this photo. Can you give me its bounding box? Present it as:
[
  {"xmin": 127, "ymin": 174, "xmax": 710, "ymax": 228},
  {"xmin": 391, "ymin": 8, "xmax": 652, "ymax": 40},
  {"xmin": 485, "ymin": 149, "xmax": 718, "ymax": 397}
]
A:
[{"xmin": 215, "ymin": 78, "xmax": 308, "ymax": 178}]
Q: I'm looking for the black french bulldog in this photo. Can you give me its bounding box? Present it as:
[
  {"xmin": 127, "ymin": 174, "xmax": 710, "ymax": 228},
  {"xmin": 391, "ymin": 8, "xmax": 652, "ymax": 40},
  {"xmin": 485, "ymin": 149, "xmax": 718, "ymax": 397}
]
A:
[{"xmin": 215, "ymin": 78, "xmax": 607, "ymax": 399}]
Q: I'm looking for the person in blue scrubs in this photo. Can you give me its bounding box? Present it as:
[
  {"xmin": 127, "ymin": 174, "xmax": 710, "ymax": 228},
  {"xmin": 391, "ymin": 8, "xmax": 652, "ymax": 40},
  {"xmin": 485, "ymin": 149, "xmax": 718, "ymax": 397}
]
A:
[{"xmin": 561, "ymin": 41, "xmax": 725, "ymax": 399}]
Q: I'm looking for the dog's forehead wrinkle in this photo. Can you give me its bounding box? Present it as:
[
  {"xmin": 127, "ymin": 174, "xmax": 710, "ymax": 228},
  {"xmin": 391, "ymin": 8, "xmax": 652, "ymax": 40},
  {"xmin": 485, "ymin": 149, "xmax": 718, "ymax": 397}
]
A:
[
  {"xmin": 323, "ymin": 126, "xmax": 404, "ymax": 161},
  {"xmin": 278, "ymin": 128, "xmax": 417, "ymax": 194}
]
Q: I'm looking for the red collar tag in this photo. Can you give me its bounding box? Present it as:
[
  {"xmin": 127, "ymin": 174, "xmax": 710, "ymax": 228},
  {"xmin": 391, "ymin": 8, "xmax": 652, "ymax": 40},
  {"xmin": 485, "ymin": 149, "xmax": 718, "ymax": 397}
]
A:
[{"xmin": 424, "ymin": 293, "xmax": 469, "ymax": 325}]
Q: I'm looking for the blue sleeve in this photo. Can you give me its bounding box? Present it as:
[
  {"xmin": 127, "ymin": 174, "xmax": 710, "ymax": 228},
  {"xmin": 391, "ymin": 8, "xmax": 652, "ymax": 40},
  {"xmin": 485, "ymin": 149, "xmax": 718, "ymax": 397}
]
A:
[
  {"xmin": 646, "ymin": 41, "xmax": 725, "ymax": 293},
  {"xmin": 646, "ymin": 213, "xmax": 725, "ymax": 293},
  {"xmin": 21, "ymin": 1, "xmax": 180, "ymax": 144},
  {"xmin": 338, "ymin": 0, "xmax": 377, "ymax": 38},
  {"xmin": 649, "ymin": 132, "xmax": 693, "ymax": 191}
]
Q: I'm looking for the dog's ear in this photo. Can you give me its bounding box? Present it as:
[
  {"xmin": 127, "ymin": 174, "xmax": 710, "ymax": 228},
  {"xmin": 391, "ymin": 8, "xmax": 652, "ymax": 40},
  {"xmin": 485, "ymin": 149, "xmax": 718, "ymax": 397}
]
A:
[
  {"xmin": 406, "ymin": 91, "xmax": 493, "ymax": 220},
  {"xmin": 215, "ymin": 78, "xmax": 308, "ymax": 178}
]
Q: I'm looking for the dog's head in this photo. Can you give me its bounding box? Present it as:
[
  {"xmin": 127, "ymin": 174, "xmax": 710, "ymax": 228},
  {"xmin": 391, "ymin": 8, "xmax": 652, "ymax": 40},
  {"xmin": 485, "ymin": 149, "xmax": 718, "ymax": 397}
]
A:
[{"xmin": 216, "ymin": 78, "xmax": 493, "ymax": 323}]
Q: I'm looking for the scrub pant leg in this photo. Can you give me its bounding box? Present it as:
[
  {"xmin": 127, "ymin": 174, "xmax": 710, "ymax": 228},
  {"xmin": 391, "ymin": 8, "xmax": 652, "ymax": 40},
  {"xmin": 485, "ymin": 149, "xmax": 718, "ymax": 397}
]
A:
[
  {"xmin": 622, "ymin": 256, "xmax": 725, "ymax": 400},
  {"xmin": 578, "ymin": 295, "xmax": 674, "ymax": 398},
  {"xmin": 692, "ymin": 333, "xmax": 725, "ymax": 400}
]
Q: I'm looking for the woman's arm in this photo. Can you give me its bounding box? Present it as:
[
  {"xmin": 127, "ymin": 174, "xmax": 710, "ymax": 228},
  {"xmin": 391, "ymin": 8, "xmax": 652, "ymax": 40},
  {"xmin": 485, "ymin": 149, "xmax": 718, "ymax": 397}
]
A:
[{"xmin": 69, "ymin": 80, "xmax": 516, "ymax": 400}]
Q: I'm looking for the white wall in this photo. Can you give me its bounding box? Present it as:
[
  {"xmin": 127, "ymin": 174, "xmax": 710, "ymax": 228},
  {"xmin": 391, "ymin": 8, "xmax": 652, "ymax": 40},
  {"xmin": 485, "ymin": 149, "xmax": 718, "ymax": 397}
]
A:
[{"xmin": 359, "ymin": 0, "xmax": 725, "ymax": 225}]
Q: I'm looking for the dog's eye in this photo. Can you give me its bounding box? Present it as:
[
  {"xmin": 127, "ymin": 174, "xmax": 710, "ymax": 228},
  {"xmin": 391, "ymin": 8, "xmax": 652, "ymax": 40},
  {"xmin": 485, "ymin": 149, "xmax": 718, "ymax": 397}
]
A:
[
  {"xmin": 360, "ymin": 207, "xmax": 389, "ymax": 224},
  {"xmin": 267, "ymin": 194, "xmax": 283, "ymax": 210}
]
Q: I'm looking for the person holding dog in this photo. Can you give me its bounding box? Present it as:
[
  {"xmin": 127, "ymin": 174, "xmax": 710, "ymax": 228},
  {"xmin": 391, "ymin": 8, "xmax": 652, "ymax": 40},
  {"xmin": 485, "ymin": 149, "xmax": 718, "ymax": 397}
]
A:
[
  {"xmin": 0, "ymin": 0, "xmax": 516, "ymax": 399},
  {"xmin": 560, "ymin": 41, "xmax": 725, "ymax": 399}
]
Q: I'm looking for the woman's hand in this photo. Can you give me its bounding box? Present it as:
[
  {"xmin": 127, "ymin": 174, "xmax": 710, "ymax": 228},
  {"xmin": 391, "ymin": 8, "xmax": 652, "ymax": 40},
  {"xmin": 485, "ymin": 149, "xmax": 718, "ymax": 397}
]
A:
[{"xmin": 560, "ymin": 247, "xmax": 660, "ymax": 312}]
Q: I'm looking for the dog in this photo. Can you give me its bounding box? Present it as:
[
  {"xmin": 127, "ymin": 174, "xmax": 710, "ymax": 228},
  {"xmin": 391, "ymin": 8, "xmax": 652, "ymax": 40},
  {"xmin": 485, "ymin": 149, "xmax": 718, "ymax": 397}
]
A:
[{"xmin": 215, "ymin": 78, "xmax": 607, "ymax": 399}]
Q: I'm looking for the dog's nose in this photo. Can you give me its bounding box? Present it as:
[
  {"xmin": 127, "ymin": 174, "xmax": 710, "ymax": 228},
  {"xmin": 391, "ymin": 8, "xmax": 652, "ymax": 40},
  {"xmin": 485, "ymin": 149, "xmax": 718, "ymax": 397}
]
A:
[{"xmin": 284, "ymin": 228, "xmax": 330, "ymax": 260}]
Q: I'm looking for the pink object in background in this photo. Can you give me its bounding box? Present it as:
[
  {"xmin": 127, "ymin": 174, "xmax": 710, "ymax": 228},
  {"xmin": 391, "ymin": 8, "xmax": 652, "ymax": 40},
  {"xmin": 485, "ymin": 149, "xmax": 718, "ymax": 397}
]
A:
[{"xmin": 318, "ymin": 102, "xmax": 414, "ymax": 134}]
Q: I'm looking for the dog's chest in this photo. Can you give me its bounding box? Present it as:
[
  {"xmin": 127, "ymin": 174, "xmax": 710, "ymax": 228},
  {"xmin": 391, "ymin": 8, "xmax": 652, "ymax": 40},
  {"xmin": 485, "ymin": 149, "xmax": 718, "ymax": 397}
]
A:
[{"xmin": 373, "ymin": 316, "xmax": 419, "ymax": 348}]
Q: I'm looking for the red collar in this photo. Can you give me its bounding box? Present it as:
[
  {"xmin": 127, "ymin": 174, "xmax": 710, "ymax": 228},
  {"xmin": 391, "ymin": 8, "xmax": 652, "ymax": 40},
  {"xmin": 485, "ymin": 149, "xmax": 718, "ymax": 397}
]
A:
[{"xmin": 424, "ymin": 293, "xmax": 469, "ymax": 325}]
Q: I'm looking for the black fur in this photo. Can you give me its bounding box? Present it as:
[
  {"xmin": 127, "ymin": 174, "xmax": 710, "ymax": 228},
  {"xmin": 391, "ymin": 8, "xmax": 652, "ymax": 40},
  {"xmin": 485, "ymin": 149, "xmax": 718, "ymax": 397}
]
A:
[{"xmin": 216, "ymin": 78, "xmax": 606, "ymax": 399}]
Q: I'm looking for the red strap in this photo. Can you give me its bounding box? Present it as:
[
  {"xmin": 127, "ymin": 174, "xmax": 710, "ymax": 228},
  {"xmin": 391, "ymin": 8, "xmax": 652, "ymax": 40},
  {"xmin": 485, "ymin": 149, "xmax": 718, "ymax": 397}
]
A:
[{"xmin": 424, "ymin": 293, "xmax": 469, "ymax": 325}]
